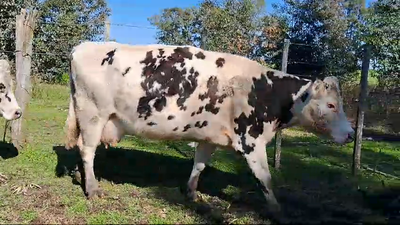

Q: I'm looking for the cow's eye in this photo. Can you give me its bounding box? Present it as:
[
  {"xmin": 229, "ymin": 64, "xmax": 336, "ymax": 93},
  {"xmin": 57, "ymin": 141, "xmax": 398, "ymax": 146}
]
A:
[{"xmin": 327, "ymin": 103, "xmax": 335, "ymax": 110}]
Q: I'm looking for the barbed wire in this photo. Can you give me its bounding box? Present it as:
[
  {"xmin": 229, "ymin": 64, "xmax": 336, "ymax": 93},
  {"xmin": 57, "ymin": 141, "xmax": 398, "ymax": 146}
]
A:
[
  {"xmin": 0, "ymin": 49, "xmax": 325, "ymax": 67},
  {"xmin": 1, "ymin": 15, "xmax": 323, "ymax": 66},
  {"xmin": 0, "ymin": 17, "xmax": 157, "ymax": 29},
  {"xmin": 0, "ymin": 49, "xmax": 68, "ymax": 56},
  {"xmin": 290, "ymin": 61, "xmax": 325, "ymax": 66},
  {"xmin": 291, "ymin": 42, "xmax": 315, "ymax": 47}
]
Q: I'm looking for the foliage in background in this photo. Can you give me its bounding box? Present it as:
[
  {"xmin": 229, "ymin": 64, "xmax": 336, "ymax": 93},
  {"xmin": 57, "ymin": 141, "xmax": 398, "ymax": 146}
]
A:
[
  {"xmin": 0, "ymin": 0, "xmax": 38, "ymax": 63},
  {"xmin": 149, "ymin": 0, "xmax": 269, "ymax": 61},
  {"xmin": 269, "ymin": 0, "xmax": 364, "ymax": 77},
  {"xmin": 360, "ymin": 0, "xmax": 400, "ymax": 89},
  {"xmin": 33, "ymin": 0, "xmax": 110, "ymax": 83},
  {"xmin": 0, "ymin": 0, "xmax": 398, "ymax": 89},
  {"xmin": 0, "ymin": 0, "xmax": 110, "ymax": 83}
]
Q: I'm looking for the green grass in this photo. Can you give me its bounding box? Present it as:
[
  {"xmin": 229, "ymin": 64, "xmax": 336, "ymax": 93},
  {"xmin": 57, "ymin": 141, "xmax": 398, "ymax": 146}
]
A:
[{"xmin": 0, "ymin": 83, "xmax": 399, "ymax": 224}]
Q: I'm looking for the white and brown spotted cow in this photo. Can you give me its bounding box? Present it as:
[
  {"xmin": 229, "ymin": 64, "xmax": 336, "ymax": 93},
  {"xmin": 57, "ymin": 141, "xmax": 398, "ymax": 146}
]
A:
[
  {"xmin": 65, "ymin": 41, "xmax": 354, "ymax": 213},
  {"xmin": 0, "ymin": 60, "xmax": 22, "ymax": 121}
]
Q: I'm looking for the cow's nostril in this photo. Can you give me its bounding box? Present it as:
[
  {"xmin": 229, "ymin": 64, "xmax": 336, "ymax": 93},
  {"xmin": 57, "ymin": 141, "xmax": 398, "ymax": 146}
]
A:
[
  {"xmin": 348, "ymin": 132, "xmax": 354, "ymax": 141},
  {"xmin": 15, "ymin": 110, "xmax": 22, "ymax": 118}
]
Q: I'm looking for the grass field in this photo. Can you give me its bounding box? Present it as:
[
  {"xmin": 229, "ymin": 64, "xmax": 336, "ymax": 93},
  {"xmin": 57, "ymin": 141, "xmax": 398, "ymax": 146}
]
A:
[{"xmin": 0, "ymin": 83, "xmax": 399, "ymax": 224}]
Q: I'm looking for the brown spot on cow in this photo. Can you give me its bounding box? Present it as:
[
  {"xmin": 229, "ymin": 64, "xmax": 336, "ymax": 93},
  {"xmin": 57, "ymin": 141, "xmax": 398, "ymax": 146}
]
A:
[
  {"xmin": 173, "ymin": 47, "xmax": 193, "ymax": 60},
  {"xmin": 196, "ymin": 106, "xmax": 204, "ymax": 114},
  {"xmin": 183, "ymin": 124, "xmax": 191, "ymax": 132},
  {"xmin": 101, "ymin": 49, "xmax": 116, "ymax": 66},
  {"xmin": 216, "ymin": 58, "xmax": 225, "ymax": 68},
  {"xmin": 198, "ymin": 76, "xmax": 227, "ymax": 114},
  {"xmin": 195, "ymin": 121, "xmax": 208, "ymax": 128},
  {"xmin": 0, "ymin": 83, "xmax": 5, "ymax": 93},
  {"xmin": 167, "ymin": 115, "xmax": 175, "ymax": 120},
  {"xmin": 173, "ymin": 127, "xmax": 178, "ymax": 131},
  {"xmin": 147, "ymin": 122, "xmax": 157, "ymax": 126},
  {"xmin": 137, "ymin": 48, "xmax": 200, "ymax": 119},
  {"xmin": 195, "ymin": 51, "xmax": 206, "ymax": 59},
  {"xmin": 157, "ymin": 48, "xmax": 165, "ymax": 58},
  {"xmin": 122, "ymin": 67, "xmax": 131, "ymax": 76}
]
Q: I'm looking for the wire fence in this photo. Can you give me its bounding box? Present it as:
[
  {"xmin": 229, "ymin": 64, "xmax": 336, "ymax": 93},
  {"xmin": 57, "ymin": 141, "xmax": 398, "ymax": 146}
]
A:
[{"xmin": 1, "ymin": 18, "xmax": 323, "ymax": 67}]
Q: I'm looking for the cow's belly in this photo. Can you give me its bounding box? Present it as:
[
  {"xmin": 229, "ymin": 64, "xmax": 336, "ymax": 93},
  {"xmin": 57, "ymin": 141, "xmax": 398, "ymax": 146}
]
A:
[{"xmin": 113, "ymin": 90, "xmax": 234, "ymax": 147}]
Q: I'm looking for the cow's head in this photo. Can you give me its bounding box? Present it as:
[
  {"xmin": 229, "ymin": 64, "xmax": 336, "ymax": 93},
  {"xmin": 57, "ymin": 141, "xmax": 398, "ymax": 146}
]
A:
[
  {"xmin": 292, "ymin": 76, "xmax": 354, "ymax": 144},
  {"xmin": 0, "ymin": 60, "xmax": 22, "ymax": 121}
]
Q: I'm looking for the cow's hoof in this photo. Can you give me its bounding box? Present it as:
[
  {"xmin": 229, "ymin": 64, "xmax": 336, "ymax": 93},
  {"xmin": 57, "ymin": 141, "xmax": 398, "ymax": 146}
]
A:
[
  {"xmin": 187, "ymin": 191, "xmax": 197, "ymax": 202},
  {"xmin": 179, "ymin": 185, "xmax": 197, "ymax": 202},
  {"xmin": 269, "ymin": 203, "xmax": 281, "ymax": 214},
  {"xmin": 85, "ymin": 188, "xmax": 105, "ymax": 199},
  {"xmin": 260, "ymin": 203, "xmax": 286, "ymax": 223}
]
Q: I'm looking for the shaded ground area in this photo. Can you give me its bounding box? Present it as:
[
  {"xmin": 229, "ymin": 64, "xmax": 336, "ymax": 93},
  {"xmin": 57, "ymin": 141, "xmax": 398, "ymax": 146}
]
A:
[
  {"xmin": 0, "ymin": 83, "xmax": 398, "ymax": 224},
  {"xmin": 52, "ymin": 136, "xmax": 400, "ymax": 224},
  {"xmin": 363, "ymin": 128, "xmax": 400, "ymax": 142}
]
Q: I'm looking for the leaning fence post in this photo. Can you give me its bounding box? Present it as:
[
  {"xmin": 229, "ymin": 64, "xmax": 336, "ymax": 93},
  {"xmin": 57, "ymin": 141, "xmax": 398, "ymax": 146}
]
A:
[
  {"xmin": 352, "ymin": 44, "xmax": 371, "ymax": 176},
  {"xmin": 273, "ymin": 39, "xmax": 290, "ymax": 169},
  {"xmin": 11, "ymin": 8, "xmax": 38, "ymax": 150}
]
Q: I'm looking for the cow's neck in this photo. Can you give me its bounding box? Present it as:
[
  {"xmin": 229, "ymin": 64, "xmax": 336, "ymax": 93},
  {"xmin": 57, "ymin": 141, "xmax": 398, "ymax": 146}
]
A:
[{"xmin": 277, "ymin": 83, "xmax": 314, "ymax": 130}]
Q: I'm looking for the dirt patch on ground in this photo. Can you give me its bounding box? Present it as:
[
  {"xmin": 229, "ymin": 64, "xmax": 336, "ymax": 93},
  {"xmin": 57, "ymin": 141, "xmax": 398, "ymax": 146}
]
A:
[{"xmin": 13, "ymin": 185, "xmax": 85, "ymax": 224}]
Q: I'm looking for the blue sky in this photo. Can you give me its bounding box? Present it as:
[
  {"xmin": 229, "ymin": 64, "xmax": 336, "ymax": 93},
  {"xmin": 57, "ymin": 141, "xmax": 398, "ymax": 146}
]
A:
[{"xmin": 107, "ymin": 0, "xmax": 375, "ymax": 45}]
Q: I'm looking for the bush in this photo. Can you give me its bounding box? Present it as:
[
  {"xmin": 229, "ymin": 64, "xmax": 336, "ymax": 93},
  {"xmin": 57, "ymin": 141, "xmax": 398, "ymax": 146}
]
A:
[{"xmin": 56, "ymin": 72, "xmax": 70, "ymax": 85}]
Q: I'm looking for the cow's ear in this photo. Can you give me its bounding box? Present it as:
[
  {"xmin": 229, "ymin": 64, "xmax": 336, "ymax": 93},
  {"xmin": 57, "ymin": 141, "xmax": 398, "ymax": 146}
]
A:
[{"xmin": 323, "ymin": 76, "xmax": 340, "ymax": 92}]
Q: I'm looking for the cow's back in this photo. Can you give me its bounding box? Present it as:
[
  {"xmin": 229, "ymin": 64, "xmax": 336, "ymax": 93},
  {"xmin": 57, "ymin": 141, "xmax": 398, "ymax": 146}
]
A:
[{"xmin": 70, "ymin": 41, "xmax": 265, "ymax": 147}]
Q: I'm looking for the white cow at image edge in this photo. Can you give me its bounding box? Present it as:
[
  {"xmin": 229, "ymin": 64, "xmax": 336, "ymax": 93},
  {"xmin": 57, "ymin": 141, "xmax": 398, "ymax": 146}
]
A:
[{"xmin": 0, "ymin": 60, "xmax": 22, "ymax": 121}]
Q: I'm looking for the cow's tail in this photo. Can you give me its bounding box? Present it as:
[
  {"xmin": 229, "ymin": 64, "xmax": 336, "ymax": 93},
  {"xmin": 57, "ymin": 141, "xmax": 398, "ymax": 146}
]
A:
[{"xmin": 64, "ymin": 49, "xmax": 81, "ymax": 150}]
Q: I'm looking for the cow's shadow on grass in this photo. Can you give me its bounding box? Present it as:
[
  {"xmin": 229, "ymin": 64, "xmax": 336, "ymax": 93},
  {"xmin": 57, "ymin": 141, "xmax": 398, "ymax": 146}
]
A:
[
  {"xmin": 0, "ymin": 141, "xmax": 18, "ymax": 160},
  {"xmin": 53, "ymin": 137, "xmax": 399, "ymax": 224}
]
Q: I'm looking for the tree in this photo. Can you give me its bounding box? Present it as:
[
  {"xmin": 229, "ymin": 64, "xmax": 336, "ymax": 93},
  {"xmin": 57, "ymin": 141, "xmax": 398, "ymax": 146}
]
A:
[
  {"xmin": 149, "ymin": 7, "xmax": 198, "ymax": 46},
  {"xmin": 0, "ymin": 0, "xmax": 18, "ymax": 62},
  {"xmin": 361, "ymin": 0, "xmax": 400, "ymax": 88},
  {"xmin": 33, "ymin": 0, "xmax": 110, "ymax": 83},
  {"xmin": 149, "ymin": 0, "xmax": 267, "ymax": 59},
  {"xmin": 253, "ymin": 14, "xmax": 289, "ymax": 69},
  {"xmin": 271, "ymin": 0, "xmax": 361, "ymax": 78},
  {"xmin": 0, "ymin": 0, "xmax": 38, "ymax": 62}
]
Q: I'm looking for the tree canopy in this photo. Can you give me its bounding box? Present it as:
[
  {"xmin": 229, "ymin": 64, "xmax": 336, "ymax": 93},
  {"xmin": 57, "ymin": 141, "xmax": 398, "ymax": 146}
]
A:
[
  {"xmin": 0, "ymin": 0, "xmax": 398, "ymax": 88},
  {"xmin": 0, "ymin": 0, "xmax": 110, "ymax": 83},
  {"xmin": 361, "ymin": 0, "xmax": 399, "ymax": 88},
  {"xmin": 149, "ymin": 0, "xmax": 398, "ymax": 88}
]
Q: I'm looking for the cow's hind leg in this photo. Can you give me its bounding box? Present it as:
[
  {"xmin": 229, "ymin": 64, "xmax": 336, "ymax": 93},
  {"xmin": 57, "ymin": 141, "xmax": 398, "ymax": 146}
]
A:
[
  {"xmin": 77, "ymin": 110, "xmax": 108, "ymax": 199},
  {"xmin": 239, "ymin": 142, "xmax": 280, "ymax": 213},
  {"xmin": 183, "ymin": 142, "xmax": 216, "ymax": 201}
]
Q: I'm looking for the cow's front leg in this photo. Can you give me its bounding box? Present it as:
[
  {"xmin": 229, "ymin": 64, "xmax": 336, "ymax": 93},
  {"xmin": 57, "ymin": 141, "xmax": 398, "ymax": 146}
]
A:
[
  {"xmin": 236, "ymin": 139, "xmax": 280, "ymax": 213},
  {"xmin": 183, "ymin": 142, "xmax": 216, "ymax": 201}
]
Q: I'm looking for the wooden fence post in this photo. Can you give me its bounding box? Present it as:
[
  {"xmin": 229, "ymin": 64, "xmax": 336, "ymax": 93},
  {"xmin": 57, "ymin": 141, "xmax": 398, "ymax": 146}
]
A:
[
  {"xmin": 104, "ymin": 19, "xmax": 110, "ymax": 41},
  {"xmin": 352, "ymin": 44, "xmax": 371, "ymax": 176},
  {"xmin": 11, "ymin": 8, "xmax": 38, "ymax": 150},
  {"xmin": 273, "ymin": 38, "xmax": 290, "ymax": 169},
  {"xmin": 201, "ymin": 28, "xmax": 207, "ymax": 50}
]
